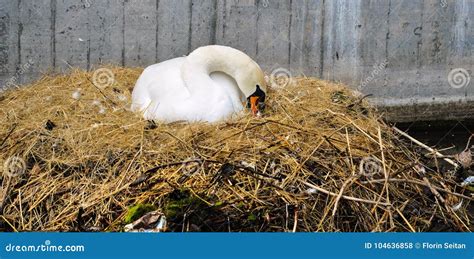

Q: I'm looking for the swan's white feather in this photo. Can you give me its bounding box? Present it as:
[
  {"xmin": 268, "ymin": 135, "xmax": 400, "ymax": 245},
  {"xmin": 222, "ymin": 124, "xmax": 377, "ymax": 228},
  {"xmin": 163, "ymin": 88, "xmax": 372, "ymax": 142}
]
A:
[
  {"xmin": 131, "ymin": 45, "xmax": 264, "ymax": 122},
  {"xmin": 131, "ymin": 58, "xmax": 245, "ymax": 122}
]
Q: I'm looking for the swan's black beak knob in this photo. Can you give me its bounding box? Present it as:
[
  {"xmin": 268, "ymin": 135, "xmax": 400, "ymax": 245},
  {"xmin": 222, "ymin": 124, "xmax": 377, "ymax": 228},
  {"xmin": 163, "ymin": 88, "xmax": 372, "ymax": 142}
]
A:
[{"xmin": 247, "ymin": 85, "xmax": 266, "ymax": 116}]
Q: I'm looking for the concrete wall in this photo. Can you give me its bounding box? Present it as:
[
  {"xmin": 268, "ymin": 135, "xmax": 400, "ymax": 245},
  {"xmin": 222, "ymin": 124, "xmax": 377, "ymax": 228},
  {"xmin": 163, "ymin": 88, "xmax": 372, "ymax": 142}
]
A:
[{"xmin": 0, "ymin": 0, "xmax": 472, "ymax": 121}]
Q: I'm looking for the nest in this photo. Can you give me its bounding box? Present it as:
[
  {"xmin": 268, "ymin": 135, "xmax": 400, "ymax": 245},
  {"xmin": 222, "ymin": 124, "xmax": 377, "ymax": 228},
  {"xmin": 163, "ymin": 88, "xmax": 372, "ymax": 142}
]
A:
[{"xmin": 0, "ymin": 67, "xmax": 472, "ymax": 232}]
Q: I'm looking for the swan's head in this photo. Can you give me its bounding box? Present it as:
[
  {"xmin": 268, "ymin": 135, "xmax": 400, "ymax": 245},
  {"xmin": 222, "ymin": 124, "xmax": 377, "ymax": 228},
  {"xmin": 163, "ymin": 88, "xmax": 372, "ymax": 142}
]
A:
[{"xmin": 237, "ymin": 62, "xmax": 267, "ymax": 115}]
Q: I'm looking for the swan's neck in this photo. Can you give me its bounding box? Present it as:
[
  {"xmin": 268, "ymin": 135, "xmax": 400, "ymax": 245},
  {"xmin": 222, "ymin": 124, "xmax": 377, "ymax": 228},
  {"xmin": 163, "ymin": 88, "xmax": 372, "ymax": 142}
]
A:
[{"xmin": 181, "ymin": 46, "xmax": 257, "ymax": 97}]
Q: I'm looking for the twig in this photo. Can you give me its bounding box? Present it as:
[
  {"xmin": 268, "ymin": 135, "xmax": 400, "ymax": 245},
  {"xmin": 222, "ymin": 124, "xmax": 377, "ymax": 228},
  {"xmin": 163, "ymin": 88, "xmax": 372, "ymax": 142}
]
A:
[
  {"xmin": 378, "ymin": 126, "xmax": 393, "ymax": 228},
  {"xmin": 85, "ymin": 74, "xmax": 118, "ymax": 106},
  {"xmin": 347, "ymin": 94, "xmax": 373, "ymax": 109},
  {"xmin": 130, "ymin": 160, "xmax": 203, "ymax": 186},
  {"xmin": 292, "ymin": 206, "xmax": 298, "ymax": 233},
  {"xmin": 395, "ymin": 207, "xmax": 416, "ymax": 232},
  {"xmin": 133, "ymin": 159, "xmax": 282, "ymax": 188},
  {"xmin": 423, "ymin": 177, "xmax": 446, "ymax": 204},
  {"xmin": 0, "ymin": 215, "xmax": 17, "ymax": 232},
  {"xmin": 332, "ymin": 176, "xmax": 358, "ymax": 217},
  {"xmin": 392, "ymin": 127, "xmax": 458, "ymax": 168},
  {"xmin": 350, "ymin": 121, "xmax": 380, "ymax": 145},
  {"xmin": 0, "ymin": 177, "xmax": 12, "ymax": 214},
  {"xmin": 462, "ymin": 134, "xmax": 473, "ymax": 152},
  {"xmin": 299, "ymin": 180, "xmax": 391, "ymax": 206},
  {"xmin": 0, "ymin": 123, "xmax": 17, "ymax": 149},
  {"xmin": 361, "ymin": 178, "xmax": 473, "ymax": 201}
]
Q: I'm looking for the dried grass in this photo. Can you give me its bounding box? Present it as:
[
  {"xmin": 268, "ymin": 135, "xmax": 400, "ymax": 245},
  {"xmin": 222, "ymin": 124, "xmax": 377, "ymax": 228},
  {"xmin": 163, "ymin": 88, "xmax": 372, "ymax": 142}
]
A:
[{"xmin": 0, "ymin": 66, "xmax": 471, "ymax": 232}]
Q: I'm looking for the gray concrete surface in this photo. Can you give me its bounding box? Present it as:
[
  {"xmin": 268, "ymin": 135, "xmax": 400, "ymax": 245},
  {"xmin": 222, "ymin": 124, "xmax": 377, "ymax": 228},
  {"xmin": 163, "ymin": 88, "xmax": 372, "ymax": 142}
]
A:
[{"xmin": 0, "ymin": 0, "xmax": 472, "ymax": 121}]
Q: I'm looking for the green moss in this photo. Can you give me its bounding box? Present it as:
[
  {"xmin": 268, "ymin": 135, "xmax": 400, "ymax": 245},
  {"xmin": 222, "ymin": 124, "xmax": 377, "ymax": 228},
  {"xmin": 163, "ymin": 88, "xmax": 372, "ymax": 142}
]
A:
[
  {"xmin": 247, "ymin": 213, "xmax": 257, "ymax": 221},
  {"xmin": 163, "ymin": 189, "xmax": 207, "ymax": 220},
  {"xmin": 236, "ymin": 201, "xmax": 245, "ymax": 209},
  {"xmin": 164, "ymin": 202, "xmax": 183, "ymax": 219},
  {"xmin": 123, "ymin": 203, "xmax": 156, "ymax": 224}
]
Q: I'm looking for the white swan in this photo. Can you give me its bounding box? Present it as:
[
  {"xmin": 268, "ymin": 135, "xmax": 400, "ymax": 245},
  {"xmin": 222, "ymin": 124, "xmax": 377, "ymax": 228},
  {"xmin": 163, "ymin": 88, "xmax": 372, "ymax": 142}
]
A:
[{"xmin": 131, "ymin": 45, "xmax": 267, "ymax": 122}]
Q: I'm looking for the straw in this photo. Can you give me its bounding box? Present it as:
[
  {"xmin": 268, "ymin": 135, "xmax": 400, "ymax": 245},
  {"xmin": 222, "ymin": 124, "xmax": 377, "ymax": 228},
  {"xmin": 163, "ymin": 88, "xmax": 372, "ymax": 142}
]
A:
[{"xmin": 0, "ymin": 66, "xmax": 471, "ymax": 232}]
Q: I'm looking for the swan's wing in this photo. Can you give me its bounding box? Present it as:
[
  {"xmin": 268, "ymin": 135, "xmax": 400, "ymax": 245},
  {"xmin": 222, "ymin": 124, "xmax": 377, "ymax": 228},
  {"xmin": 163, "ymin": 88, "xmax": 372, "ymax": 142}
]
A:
[
  {"xmin": 131, "ymin": 57, "xmax": 191, "ymax": 112},
  {"xmin": 132, "ymin": 57, "xmax": 244, "ymax": 122},
  {"xmin": 210, "ymin": 72, "xmax": 245, "ymax": 112}
]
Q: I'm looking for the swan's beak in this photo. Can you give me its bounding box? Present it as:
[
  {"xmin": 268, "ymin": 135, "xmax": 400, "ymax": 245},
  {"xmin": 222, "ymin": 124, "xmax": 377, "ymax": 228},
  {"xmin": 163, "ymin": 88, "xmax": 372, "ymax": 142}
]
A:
[{"xmin": 250, "ymin": 96, "xmax": 259, "ymax": 115}]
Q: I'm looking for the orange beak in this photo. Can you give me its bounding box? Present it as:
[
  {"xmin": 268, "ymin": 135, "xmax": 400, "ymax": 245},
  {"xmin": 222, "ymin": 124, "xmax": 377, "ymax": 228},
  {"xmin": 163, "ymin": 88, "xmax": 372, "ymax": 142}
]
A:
[{"xmin": 250, "ymin": 96, "xmax": 259, "ymax": 115}]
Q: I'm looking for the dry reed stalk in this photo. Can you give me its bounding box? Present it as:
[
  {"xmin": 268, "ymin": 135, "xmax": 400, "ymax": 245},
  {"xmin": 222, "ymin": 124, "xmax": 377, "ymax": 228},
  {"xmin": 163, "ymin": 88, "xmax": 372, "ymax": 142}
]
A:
[{"xmin": 0, "ymin": 67, "xmax": 471, "ymax": 232}]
